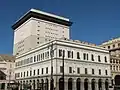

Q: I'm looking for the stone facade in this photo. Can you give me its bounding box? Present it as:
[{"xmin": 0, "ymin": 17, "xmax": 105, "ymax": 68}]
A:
[
  {"xmin": 12, "ymin": 9, "xmax": 111, "ymax": 90},
  {"xmin": 100, "ymin": 37, "xmax": 120, "ymax": 89},
  {"xmin": 15, "ymin": 39, "xmax": 111, "ymax": 90},
  {"xmin": 0, "ymin": 55, "xmax": 15, "ymax": 90}
]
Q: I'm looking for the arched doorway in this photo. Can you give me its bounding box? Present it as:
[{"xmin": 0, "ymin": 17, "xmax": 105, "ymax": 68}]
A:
[
  {"xmin": 115, "ymin": 75, "xmax": 120, "ymax": 85},
  {"xmin": 98, "ymin": 79, "xmax": 102, "ymax": 90},
  {"xmin": 68, "ymin": 78, "xmax": 72, "ymax": 90},
  {"xmin": 115, "ymin": 75, "xmax": 120, "ymax": 89},
  {"xmin": 91, "ymin": 79, "xmax": 95, "ymax": 90},
  {"xmin": 41, "ymin": 79, "xmax": 44, "ymax": 90},
  {"xmin": 33, "ymin": 80, "xmax": 35, "ymax": 90},
  {"xmin": 105, "ymin": 79, "xmax": 109, "ymax": 90},
  {"xmin": 46, "ymin": 79, "xmax": 49, "ymax": 90},
  {"xmin": 84, "ymin": 78, "xmax": 88, "ymax": 90},
  {"xmin": 37, "ymin": 79, "xmax": 39, "ymax": 89},
  {"xmin": 20, "ymin": 81, "xmax": 22, "ymax": 90},
  {"xmin": 76, "ymin": 78, "xmax": 81, "ymax": 90},
  {"xmin": 59, "ymin": 78, "xmax": 64, "ymax": 90}
]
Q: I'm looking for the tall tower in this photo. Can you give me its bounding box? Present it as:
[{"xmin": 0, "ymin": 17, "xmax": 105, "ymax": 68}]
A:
[{"xmin": 12, "ymin": 9, "xmax": 72, "ymax": 55}]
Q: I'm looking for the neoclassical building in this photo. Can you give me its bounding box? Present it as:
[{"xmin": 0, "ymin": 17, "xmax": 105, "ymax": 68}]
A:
[
  {"xmin": 0, "ymin": 54, "xmax": 15, "ymax": 90},
  {"xmin": 12, "ymin": 9, "xmax": 111, "ymax": 90},
  {"xmin": 100, "ymin": 37, "xmax": 120, "ymax": 89}
]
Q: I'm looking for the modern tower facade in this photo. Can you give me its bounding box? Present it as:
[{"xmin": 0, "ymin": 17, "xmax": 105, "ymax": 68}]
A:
[{"xmin": 12, "ymin": 9, "xmax": 72, "ymax": 55}]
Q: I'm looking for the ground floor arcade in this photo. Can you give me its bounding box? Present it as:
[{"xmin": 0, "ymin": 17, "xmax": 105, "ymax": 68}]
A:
[{"xmin": 17, "ymin": 76, "xmax": 111, "ymax": 90}]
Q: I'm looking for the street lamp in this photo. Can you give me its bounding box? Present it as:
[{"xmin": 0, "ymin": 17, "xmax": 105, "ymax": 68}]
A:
[
  {"xmin": 48, "ymin": 42, "xmax": 56, "ymax": 90},
  {"xmin": 62, "ymin": 50, "xmax": 65, "ymax": 90}
]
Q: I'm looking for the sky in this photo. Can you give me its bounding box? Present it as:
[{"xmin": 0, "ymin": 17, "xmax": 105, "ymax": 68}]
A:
[{"xmin": 0, "ymin": 0, "xmax": 120, "ymax": 54}]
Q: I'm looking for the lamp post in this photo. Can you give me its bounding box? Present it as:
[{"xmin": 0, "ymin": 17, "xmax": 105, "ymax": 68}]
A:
[
  {"xmin": 62, "ymin": 50, "xmax": 65, "ymax": 90},
  {"xmin": 8, "ymin": 68, "xmax": 11, "ymax": 90},
  {"xmin": 49, "ymin": 42, "xmax": 54, "ymax": 90}
]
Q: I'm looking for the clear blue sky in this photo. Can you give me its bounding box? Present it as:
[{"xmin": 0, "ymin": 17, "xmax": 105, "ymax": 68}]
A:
[{"xmin": 0, "ymin": 0, "xmax": 120, "ymax": 54}]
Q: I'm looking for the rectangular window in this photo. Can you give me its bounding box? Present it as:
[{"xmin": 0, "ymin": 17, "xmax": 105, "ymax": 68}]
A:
[
  {"xmin": 21, "ymin": 72, "xmax": 22, "ymax": 77},
  {"xmin": 91, "ymin": 54, "xmax": 94, "ymax": 61},
  {"xmin": 85, "ymin": 68, "xmax": 87, "ymax": 74},
  {"xmin": 47, "ymin": 51, "xmax": 49, "ymax": 58},
  {"xmin": 39, "ymin": 54, "xmax": 40, "ymax": 61},
  {"xmin": 71, "ymin": 51, "xmax": 73, "ymax": 58},
  {"xmin": 99, "ymin": 69, "xmax": 101, "ymax": 75},
  {"xmin": 34, "ymin": 56, "xmax": 36, "ymax": 62},
  {"xmin": 34, "ymin": 70, "xmax": 35, "ymax": 75},
  {"xmin": 83, "ymin": 53, "xmax": 86, "ymax": 60},
  {"xmin": 24, "ymin": 72, "xmax": 25, "ymax": 77},
  {"xmin": 105, "ymin": 70, "xmax": 108, "ymax": 75},
  {"xmin": 30, "ymin": 57, "xmax": 33, "ymax": 63},
  {"xmin": 77, "ymin": 68, "xmax": 80, "ymax": 74},
  {"xmin": 27, "ymin": 71, "xmax": 28, "ymax": 76},
  {"xmin": 92, "ymin": 69, "xmax": 94, "ymax": 74},
  {"xmin": 105, "ymin": 56, "xmax": 107, "ymax": 62},
  {"xmin": 87, "ymin": 54, "xmax": 88, "ymax": 60},
  {"xmin": 18, "ymin": 73, "xmax": 20, "ymax": 78},
  {"xmin": 68, "ymin": 51, "xmax": 71, "ymax": 58},
  {"xmin": 45, "ymin": 52, "xmax": 47, "ymax": 58},
  {"xmin": 98, "ymin": 56, "xmax": 101, "ymax": 62},
  {"xmin": 30, "ymin": 71, "xmax": 32, "ymax": 76},
  {"xmin": 77, "ymin": 52, "xmax": 80, "ymax": 59},
  {"xmin": 60, "ymin": 66, "xmax": 63, "ymax": 73},
  {"xmin": 69, "ymin": 67, "xmax": 72, "ymax": 73},
  {"xmin": 42, "ymin": 68, "xmax": 44, "ymax": 74},
  {"xmin": 43, "ymin": 53, "xmax": 44, "ymax": 60},
  {"xmin": 37, "ymin": 55, "xmax": 39, "ymax": 61},
  {"xmin": 46, "ymin": 67, "xmax": 48, "ymax": 74},
  {"xmin": 37, "ymin": 69, "xmax": 39, "ymax": 75},
  {"xmin": 41, "ymin": 54, "xmax": 42, "ymax": 60},
  {"xmin": 59, "ymin": 49, "xmax": 62, "ymax": 57}
]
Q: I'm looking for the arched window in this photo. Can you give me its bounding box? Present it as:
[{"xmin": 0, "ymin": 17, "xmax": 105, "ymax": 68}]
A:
[
  {"xmin": 98, "ymin": 55, "xmax": 101, "ymax": 62},
  {"xmin": 59, "ymin": 78, "xmax": 64, "ymax": 90},
  {"xmin": 105, "ymin": 56, "xmax": 107, "ymax": 62},
  {"xmin": 33, "ymin": 80, "xmax": 35, "ymax": 90},
  {"xmin": 91, "ymin": 54, "xmax": 94, "ymax": 61},
  {"xmin": 46, "ymin": 79, "xmax": 49, "ymax": 90},
  {"xmin": 68, "ymin": 78, "xmax": 72, "ymax": 90},
  {"xmin": 91, "ymin": 79, "xmax": 95, "ymax": 90},
  {"xmin": 84, "ymin": 78, "xmax": 88, "ymax": 90},
  {"xmin": 41, "ymin": 79, "xmax": 44, "ymax": 90},
  {"xmin": 37, "ymin": 79, "xmax": 39, "ymax": 89},
  {"xmin": 105, "ymin": 79, "xmax": 109, "ymax": 90},
  {"xmin": 98, "ymin": 79, "xmax": 102, "ymax": 90},
  {"xmin": 76, "ymin": 78, "xmax": 81, "ymax": 90}
]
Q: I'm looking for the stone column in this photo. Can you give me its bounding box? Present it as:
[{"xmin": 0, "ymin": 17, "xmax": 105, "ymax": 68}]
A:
[
  {"xmin": 49, "ymin": 79, "xmax": 51, "ymax": 90},
  {"xmin": 55, "ymin": 77, "xmax": 59, "ymax": 90},
  {"xmin": 30, "ymin": 80, "xmax": 33, "ymax": 90},
  {"xmin": 95, "ymin": 81, "xmax": 98, "ymax": 90},
  {"xmin": 5, "ymin": 83, "xmax": 7, "ymax": 90},
  {"xmin": 102, "ymin": 82, "xmax": 105, "ymax": 90},
  {"xmin": 73, "ymin": 79, "xmax": 76, "ymax": 90},
  {"xmin": 65, "ymin": 78, "xmax": 68, "ymax": 90},
  {"xmin": 35, "ymin": 79, "xmax": 37, "ymax": 90},
  {"xmin": 88, "ymin": 81, "xmax": 91, "ymax": 90},
  {"xmin": 81, "ymin": 79, "xmax": 84, "ymax": 90}
]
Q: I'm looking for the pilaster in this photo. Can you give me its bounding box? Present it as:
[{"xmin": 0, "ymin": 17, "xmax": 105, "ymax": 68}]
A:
[
  {"xmin": 81, "ymin": 79, "xmax": 84, "ymax": 90},
  {"xmin": 65, "ymin": 78, "xmax": 68, "ymax": 90},
  {"xmin": 88, "ymin": 81, "xmax": 91, "ymax": 90},
  {"xmin": 73, "ymin": 79, "xmax": 76, "ymax": 90},
  {"xmin": 95, "ymin": 81, "xmax": 98, "ymax": 90},
  {"xmin": 102, "ymin": 82, "xmax": 105, "ymax": 90}
]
